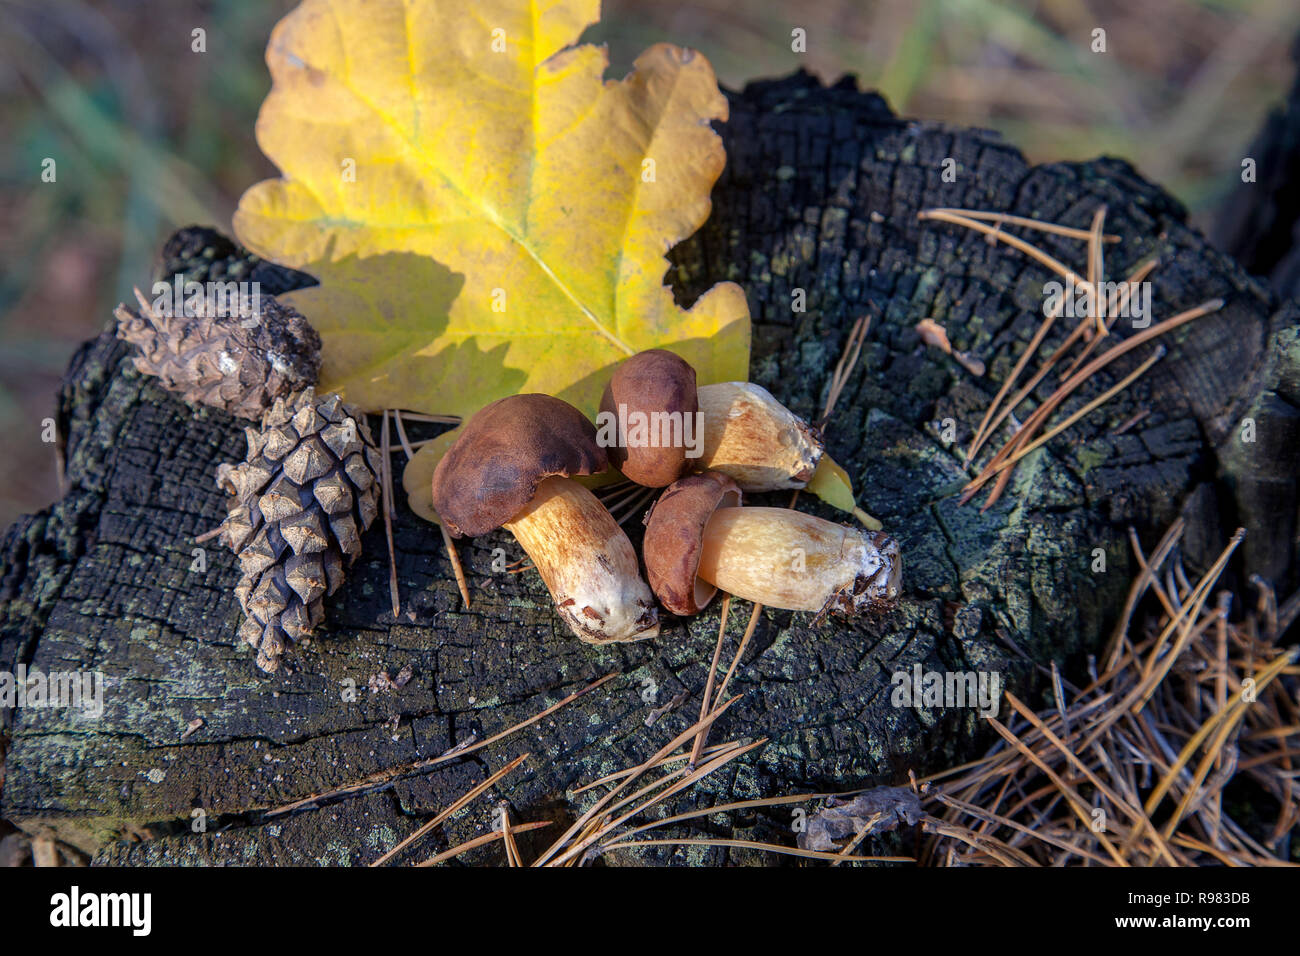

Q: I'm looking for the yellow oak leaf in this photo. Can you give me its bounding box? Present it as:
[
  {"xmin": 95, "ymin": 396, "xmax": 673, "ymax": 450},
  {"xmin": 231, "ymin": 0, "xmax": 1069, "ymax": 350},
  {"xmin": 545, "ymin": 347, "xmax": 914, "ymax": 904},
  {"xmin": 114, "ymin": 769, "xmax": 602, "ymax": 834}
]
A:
[{"xmin": 233, "ymin": 0, "xmax": 750, "ymax": 436}]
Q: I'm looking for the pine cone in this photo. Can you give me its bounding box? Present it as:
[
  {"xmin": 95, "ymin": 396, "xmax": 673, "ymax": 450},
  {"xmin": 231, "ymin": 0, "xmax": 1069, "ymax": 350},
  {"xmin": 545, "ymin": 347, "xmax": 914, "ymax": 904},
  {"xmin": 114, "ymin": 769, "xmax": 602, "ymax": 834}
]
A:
[
  {"xmin": 115, "ymin": 286, "xmax": 321, "ymax": 420},
  {"xmin": 217, "ymin": 388, "xmax": 382, "ymax": 672}
]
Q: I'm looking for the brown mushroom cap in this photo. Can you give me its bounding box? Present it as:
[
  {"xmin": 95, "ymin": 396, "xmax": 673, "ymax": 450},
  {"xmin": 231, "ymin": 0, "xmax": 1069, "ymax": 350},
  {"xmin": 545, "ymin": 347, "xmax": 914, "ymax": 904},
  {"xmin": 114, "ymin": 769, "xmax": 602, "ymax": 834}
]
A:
[
  {"xmin": 599, "ymin": 349, "xmax": 698, "ymax": 487},
  {"xmin": 643, "ymin": 470, "xmax": 741, "ymax": 615},
  {"xmin": 432, "ymin": 394, "xmax": 607, "ymax": 537}
]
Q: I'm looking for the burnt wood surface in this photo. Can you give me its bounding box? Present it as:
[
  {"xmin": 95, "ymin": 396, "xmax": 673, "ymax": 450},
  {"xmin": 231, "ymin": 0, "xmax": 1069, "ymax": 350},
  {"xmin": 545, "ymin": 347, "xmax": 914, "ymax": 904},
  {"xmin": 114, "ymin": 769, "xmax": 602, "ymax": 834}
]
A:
[{"xmin": 2, "ymin": 71, "xmax": 1297, "ymax": 865}]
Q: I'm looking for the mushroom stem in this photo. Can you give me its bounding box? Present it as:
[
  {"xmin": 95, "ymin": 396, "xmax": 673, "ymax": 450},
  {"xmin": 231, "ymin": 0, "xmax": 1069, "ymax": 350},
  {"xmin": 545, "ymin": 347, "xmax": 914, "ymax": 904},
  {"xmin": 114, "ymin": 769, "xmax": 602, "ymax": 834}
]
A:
[
  {"xmin": 696, "ymin": 507, "xmax": 900, "ymax": 614},
  {"xmin": 696, "ymin": 382, "xmax": 824, "ymax": 491},
  {"xmin": 503, "ymin": 476, "xmax": 659, "ymax": 643}
]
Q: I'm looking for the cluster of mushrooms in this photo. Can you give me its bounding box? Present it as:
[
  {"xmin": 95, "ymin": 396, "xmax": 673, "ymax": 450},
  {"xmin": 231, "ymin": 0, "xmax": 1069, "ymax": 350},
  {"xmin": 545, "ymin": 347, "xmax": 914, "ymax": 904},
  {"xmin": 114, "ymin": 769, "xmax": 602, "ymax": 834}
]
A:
[{"xmin": 431, "ymin": 350, "xmax": 901, "ymax": 644}]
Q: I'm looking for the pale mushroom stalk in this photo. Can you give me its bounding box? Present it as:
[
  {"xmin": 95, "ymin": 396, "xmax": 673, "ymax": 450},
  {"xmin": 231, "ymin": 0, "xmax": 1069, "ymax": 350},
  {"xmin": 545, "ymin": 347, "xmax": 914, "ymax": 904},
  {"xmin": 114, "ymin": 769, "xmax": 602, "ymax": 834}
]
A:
[
  {"xmin": 503, "ymin": 476, "xmax": 658, "ymax": 642},
  {"xmin": 696, "ymin": 507, "xmax": 901, "ymax": 614},
  {"xmin": 695, "ymin": 381, "xmax": 879, "ymax": 528},
  {"xmin": 695, "ymin": 382, "xmax": 824, "ymax": 491}
]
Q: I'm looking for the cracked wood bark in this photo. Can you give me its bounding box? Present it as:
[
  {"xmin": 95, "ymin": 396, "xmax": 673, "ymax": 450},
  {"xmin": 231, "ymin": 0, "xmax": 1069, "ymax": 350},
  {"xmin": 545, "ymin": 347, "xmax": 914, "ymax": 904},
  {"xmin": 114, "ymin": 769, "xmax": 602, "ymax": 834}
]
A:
[{"xmin": 2, "ymin": 72, "xmax": 1297, "ymax": 866}]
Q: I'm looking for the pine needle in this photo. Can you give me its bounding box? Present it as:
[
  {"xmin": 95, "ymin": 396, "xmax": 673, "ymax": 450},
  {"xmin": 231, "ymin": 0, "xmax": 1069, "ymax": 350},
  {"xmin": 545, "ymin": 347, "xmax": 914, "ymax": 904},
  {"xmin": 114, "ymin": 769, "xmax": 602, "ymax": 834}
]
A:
[
  {"xmin": 1087, "ymin": 206, "xmax": 1108, "ymax": 337},
  {"xmin": 917, "ymin": 209, "xmax": 1086, "ymax": 286},
  {"xmin": 414, "ymin": 821, "xmax": 551, "ymax": 867},
  {"xmin": 392, "ymin": 408, "xmax": 471, "ymax": 607},
  {"xmin": 532, "ymin": 697, "xmax": 744, "ymax": 866},
  {"xmin": 689, "ymin": 593, "xmax": 731, "ymax": 769},
  {"xmin": 371, "ymin": 753, "xmax": 529, "ymax": 866},
  {"xmin": 1104, "ymin": 520, "xmax": 1185, "ymax": 671},
  {"xmin": 439, "ymin": 521, "xmax": 471, "ymax": 608},
  {"xmin": 822, "ymin": 315, "xmax": 871, "ymax": 422},
  {"xmin": 265, "ymin": 672, "xmax": 616, "ymax": 817},
  {"xmin": 599, "ymin": 837, "xmax": 912, "ymax": 864},
  {"xmin": 395, "ymin": 411, "xmax": 462, "ymax": 424},
  {"xmin": 392, "ymin": 409, "xmax": 416, "ymax": 461},
  {"xmin": 919, "ymin": 208, "xmax": 1120, "ymax": 243},
  {"xmin": 966, "ymin": 292, "xmax": 1065, "ymax": 461},
  {"xmin": 972, "ymin": 344, "xmax": 1166, "ymax": 495},
  {"xmin": 713, "ymin": 602, "xmax": 763, "ymax": 710},
  {"xmin": 569, "ymin": 740, "xmax": 745, "ymax": 794},
  {"xmin": 498, "ymin": 804, "xmax": 523, "ymax": 867},
  {"xmin": 612, "ymin": 789, "xmax": 867, "ymax": 843},
  {"xmin": 961, "ymin": 299, "xmax": 1223, "ymax": 506},
  {"xmin": 1059, "ymin": 259, "xmax": 1160, "ymax": 381},
  {"xmin": 381, "ymin": 410, "xmax": 400, "ymax": 618}
]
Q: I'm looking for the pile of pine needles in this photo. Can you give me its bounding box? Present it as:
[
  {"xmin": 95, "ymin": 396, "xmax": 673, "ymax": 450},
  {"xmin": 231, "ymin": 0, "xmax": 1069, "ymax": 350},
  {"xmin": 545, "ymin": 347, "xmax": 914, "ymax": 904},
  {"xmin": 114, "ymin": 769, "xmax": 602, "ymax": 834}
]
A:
[
  {"xmin": 917, "ymin": 206, "xmax": 1221, "ymax": 511},
  {"xmin": 919, "ymin": 522, "xmax": 1298, "ymax": 866}
]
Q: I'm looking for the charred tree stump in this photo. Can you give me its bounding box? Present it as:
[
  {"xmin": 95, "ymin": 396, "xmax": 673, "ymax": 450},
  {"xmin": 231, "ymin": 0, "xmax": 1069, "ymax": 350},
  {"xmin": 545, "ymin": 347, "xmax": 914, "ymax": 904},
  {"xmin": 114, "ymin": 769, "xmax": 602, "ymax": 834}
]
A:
[{"xmin": 2, "ymin": 72, "xmax": 1297, "ymax": 865}]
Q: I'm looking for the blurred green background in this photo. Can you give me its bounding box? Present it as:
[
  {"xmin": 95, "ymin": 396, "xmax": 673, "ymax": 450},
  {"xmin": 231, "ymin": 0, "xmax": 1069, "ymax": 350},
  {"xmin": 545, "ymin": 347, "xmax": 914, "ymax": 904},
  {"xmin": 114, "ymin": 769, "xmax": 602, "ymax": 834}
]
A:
[{"xmin": 2, "ymin": 0, "xmax": 1298, "ymax": 527}]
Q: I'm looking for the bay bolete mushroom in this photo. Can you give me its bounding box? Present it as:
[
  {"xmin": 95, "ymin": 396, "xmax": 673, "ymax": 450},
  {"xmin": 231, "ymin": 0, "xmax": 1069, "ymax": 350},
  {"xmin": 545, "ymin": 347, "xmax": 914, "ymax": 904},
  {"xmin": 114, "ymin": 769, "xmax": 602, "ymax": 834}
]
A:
[
  {"xmin": 432, "ymin": 394, "xmax": 659, "ymax": 644},
  {"xmin": 642, "ymin": 470, "xmax": 742, "ymax": 615},
  {"xmin": 644, "ymin": 470, "xmax": 901, "ymax": 616},
  {"xmin": 597, "ymin": 348, "xmax": 699, "ymax": 487},
  {"xmin": 595, "ymin": 350, "xmax": 824, "ymax": 493}
]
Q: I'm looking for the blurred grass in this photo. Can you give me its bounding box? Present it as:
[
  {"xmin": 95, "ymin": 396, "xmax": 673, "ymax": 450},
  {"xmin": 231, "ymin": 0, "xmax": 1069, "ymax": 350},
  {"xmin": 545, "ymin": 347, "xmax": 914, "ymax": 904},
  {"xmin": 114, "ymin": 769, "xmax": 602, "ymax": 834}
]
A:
[{"xmin": 1, "ymin": 0, "xmax": 1297, "ymax": 526}]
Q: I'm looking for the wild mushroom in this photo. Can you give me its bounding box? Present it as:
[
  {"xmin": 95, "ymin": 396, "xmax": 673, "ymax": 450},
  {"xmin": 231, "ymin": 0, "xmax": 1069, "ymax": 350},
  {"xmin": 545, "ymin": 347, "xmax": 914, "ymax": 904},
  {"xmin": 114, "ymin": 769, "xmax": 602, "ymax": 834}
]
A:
[
  {"xmin": 431, "ymin": 394, "xmax": 659, "ymax": 644},
  {"xmin": 644, "ymin": 471, "xmax": 901, "ymax": 616},
  {"xmin": 597, "ymin": 348, "xmax": 699, "ymax": 487},
  {"xmin": 641, "ymin": 470, "xmax": 742, "ymax": 615},
  {"xmin": 594, "ymin": 349, "xmax": 836, "ymax": 493},
  {"xmin": 695, "ymin": 381, "xmax": 824, "ymax": 491}
]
